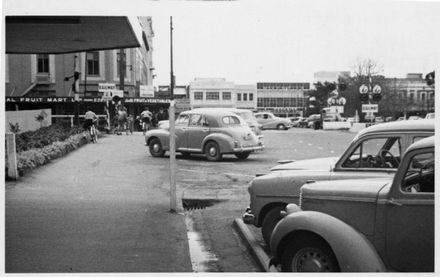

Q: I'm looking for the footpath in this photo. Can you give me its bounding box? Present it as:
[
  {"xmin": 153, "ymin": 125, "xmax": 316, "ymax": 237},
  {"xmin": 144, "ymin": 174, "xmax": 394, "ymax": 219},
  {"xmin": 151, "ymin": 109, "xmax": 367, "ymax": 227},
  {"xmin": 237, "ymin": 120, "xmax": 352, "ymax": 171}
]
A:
[{"xmin": 5, "ymin": 133, "xmax": 192, "ymax": 273}]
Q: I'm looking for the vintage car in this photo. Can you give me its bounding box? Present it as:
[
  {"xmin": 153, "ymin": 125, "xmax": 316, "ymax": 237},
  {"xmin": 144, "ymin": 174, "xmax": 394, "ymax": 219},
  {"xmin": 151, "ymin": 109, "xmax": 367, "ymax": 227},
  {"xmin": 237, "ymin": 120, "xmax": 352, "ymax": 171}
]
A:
[
  {"xmin": 243, "ymin": 120, "xmax": 434, "ymax": 244},
  {"xmin": 269, "ymin": 136, "xmax": 434, "ymax": 272},
  {"xmin": 254, "ymin": 112, "xmax": 291, "ymax": 130},
  {"xmin": 145, "ymin": 109, "xmax": 263, "ymax": 161}
]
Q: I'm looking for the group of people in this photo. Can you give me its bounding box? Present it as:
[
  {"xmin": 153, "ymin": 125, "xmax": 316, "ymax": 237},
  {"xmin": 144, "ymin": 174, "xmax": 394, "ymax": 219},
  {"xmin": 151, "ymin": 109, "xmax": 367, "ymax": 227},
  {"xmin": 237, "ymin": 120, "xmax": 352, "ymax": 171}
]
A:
[{"xmin": 83, "ymin": 105, "xmax": 169, "ymax": 137}]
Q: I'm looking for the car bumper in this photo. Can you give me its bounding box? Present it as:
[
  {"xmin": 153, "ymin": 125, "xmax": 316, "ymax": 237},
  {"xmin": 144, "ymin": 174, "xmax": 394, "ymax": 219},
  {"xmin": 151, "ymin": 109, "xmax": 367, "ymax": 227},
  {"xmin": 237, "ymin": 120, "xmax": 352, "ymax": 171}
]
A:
[
  {"xmin": 233, "ymin": 145, "xmax": 264, "ymax": 152},
  {"xmin": 242, "ymin": 207, "xmax": 255, "ymax": 225}
]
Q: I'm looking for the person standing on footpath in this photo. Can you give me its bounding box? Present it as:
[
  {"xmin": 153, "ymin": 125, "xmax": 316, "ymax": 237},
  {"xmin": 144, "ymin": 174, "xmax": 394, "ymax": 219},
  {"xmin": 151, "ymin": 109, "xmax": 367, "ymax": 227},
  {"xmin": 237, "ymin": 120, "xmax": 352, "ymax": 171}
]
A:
[
  {"xmin": 140, "ymin": 107, "xmax": 153, "ymax": 135},
  {"xmin": 127, "ymin": 114, "xmax": 134, "ymax": 135}
]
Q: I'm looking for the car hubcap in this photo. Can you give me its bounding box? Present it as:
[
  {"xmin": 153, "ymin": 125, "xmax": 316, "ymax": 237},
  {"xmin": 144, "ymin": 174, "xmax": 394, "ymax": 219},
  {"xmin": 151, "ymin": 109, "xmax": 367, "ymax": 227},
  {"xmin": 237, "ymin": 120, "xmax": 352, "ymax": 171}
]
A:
[
  {"xmin": 292, "ymin": 247, "xmax": 333, "ymax": 272},
  {"xmin": 209, "ymin": 147, "xmax": 217, "ymax": 156},
  {"xmin": 153, "ymin": 143, "xmax": 160, "ymax": 152}
]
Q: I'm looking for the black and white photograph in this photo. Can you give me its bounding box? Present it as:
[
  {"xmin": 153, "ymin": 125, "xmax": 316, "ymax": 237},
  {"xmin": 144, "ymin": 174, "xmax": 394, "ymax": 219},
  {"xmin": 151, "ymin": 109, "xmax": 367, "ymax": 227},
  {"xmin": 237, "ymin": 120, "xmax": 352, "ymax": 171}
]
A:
[{"xmin": 2, "ymin": 0, "xmax": 438, "ymax": 273}]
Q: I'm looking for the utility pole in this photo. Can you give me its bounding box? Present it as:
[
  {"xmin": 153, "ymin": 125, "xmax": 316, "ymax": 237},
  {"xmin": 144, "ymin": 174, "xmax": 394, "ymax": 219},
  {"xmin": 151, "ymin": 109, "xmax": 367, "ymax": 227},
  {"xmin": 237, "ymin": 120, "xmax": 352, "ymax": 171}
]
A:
[{"xmin": 169, "ymin": 16, "xmax": 177, "ymax": 213}]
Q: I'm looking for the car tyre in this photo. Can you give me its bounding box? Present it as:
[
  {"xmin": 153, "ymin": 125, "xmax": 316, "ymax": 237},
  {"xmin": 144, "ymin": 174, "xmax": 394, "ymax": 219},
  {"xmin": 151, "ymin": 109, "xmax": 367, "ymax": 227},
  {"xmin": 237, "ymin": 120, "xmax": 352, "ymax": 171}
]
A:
[
  {"xmin": 281, "ymin": 235, "xmax": 340, "ymax": 272},
  {"xmin": 235, "ymin": 151, "xmax": 251, "ymax": 160},
  {"xmin": 149, "ymin": 138, "xmax": 165, "ymax": 157},
  {"xmin": 277, "ymin": 124, "xmax": 286, "ymax": 130},
  {"xmin": 205, "ymin": 141, "xmax": 222, "ymax": 162},
  {"xmin": 261, "ymin": 206, "xmax": 285, "ymax": 245}
]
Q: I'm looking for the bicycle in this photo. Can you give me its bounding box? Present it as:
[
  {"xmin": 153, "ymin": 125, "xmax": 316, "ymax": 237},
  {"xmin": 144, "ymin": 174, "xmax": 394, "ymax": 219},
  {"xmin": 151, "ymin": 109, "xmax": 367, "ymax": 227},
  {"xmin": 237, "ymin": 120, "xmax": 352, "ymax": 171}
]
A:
[{"xmin": 89, "ymin": 122, "xmax": 98, "ymax": 143}]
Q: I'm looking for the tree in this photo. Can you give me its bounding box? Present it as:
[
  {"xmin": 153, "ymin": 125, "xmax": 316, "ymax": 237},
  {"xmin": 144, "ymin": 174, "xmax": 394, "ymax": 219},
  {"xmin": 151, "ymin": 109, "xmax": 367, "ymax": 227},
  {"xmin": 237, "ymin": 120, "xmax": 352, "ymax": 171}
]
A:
[{"xmin": 307, "ymin": 82, "xmax": 335, "ymax": 115}]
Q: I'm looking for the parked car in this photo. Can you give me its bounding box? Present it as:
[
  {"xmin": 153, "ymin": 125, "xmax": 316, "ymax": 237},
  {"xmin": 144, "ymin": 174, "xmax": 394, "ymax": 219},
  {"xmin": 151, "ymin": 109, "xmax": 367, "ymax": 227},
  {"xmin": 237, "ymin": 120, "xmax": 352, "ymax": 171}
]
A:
[
  {"xmin": 385, "ymin": 116, "xmax": 393, "ymax": 122},
  {"xmin": 374, "ymin": 116, "xmax": 384, "ymax": 123},
  {"xmin": 425, "ymin": 112, "xmax": 435, "ymax": 119},
  {"xmin": 254, "ymin": 112, "xmax": 291, "ymax": 130},
  {"xmin": 408, "ymin": 115, "xmax": 422, "ymax": 120},
  {"xmin": 145, "ymin": 109, "xmax": 263, "ymax": 161},
  {"xmin": 270, "ymin": 136, "xmax": 434, "ymax": 272},
  {"xmin": 242, "ymin": 120, "xmax": 434, "ymax": 244},
  {"xmin": 306, "ymin": 114, "xmax": 322, "ymax": 128},
  {"xmin": 290, "ymin": 117, "xmax": 305, "ymax": 127}
]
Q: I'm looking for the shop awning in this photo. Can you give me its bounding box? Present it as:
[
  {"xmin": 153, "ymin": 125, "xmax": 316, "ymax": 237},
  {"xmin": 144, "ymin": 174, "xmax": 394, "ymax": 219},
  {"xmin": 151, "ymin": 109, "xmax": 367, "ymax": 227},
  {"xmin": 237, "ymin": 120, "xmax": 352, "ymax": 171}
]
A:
[{"xmin": 6, "ymin": 16, "xmax": 141, "ymax": 54}]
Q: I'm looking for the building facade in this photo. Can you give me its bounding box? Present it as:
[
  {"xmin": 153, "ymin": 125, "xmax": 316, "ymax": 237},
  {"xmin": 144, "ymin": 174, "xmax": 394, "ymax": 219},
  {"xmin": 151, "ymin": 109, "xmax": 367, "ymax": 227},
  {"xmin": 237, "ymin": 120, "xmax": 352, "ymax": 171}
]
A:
[
  {"xmin": 256, "ymin": 82, "xmax": 310, "ymax": 117},
  {"xmin": 188, "ymin": 78, "xmax": 257, "ymax": 110},
  {"xmin": 5, "ymin": 17, "xmax": 163, "ymax": 118},
  {"xmin": 382, "ymin": 73, "xmax": 435, "ymax": 117}
]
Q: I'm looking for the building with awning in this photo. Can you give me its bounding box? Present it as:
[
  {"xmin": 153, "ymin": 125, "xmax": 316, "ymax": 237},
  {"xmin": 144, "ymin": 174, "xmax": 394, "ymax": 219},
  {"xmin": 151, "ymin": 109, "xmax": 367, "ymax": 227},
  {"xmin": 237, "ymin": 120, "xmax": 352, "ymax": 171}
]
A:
[{"xmin": 5, "ymin": 16, "xmax": 167, "ymax": 123}]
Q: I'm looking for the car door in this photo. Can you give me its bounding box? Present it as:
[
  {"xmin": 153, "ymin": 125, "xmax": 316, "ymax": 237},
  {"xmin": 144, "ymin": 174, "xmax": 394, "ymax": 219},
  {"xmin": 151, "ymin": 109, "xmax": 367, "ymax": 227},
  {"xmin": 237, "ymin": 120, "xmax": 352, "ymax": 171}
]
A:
[
  {"xmin": 186, "ymin": 114, "xmax": 210, "ymax": 152},
  {"xmin": 174, "ymin": 113, "xmax": 190, "ymax": 150},
  {"xmin": 385, "ymin": 148, "xmax": 434, "ymax": 271}
]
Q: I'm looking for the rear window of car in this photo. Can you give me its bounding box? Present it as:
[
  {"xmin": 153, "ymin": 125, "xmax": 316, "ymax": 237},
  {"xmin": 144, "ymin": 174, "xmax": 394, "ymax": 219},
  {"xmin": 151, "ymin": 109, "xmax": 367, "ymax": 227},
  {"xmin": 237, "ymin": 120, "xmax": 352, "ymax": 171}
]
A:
[{"xmin": 222, "ymin": 116, "xmax": 241, "ymax": 125}]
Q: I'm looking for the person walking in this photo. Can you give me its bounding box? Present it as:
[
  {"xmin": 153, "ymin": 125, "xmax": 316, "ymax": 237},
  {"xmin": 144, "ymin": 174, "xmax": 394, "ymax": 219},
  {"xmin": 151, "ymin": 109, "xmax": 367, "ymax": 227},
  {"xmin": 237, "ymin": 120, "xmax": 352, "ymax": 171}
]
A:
[
  {"xmin": 127, "ymin": 114, "xmax": 134, "ymax": 135},
  {"xmin": 117, "ymin": 106, "xmax": 128, "ymax": 135},
  {"xmin": 140, "ymin": 107, "xmax": 153, "ymax": 135}
]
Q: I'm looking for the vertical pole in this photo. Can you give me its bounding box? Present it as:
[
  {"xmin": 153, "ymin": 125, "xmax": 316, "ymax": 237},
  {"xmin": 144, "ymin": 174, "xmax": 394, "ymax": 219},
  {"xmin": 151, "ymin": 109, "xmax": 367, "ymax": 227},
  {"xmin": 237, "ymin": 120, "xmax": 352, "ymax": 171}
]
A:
[
  {"xmin": 119, "ymin": 49, "xmax": 125, "ymax": 92},
  {"xmin": 74, "ymin": 55, "xmax": 80, "ymax": 125},
  {"xmin": 6, "ymin": 133, "xmax": 18, "ymax": 180},
  {"xmin": 84, "ymin": 52, "xmax": 88, "ymax": 96},
  {"xmin": 169, "ymin": 16, "xmax": 177, "ymax": 212}
]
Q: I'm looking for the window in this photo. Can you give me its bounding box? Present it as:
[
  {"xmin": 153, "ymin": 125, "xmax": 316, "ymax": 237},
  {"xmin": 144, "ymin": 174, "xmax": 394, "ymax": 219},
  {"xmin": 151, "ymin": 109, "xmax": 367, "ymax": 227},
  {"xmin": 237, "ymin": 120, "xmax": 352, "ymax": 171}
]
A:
[
  {"xmin": 189, "ymin": 114, "xmax": 203, "ymax": 126},
  {"xmin": 222, "ymin": 116, "xmax": 241, "ymax": 125},
  {"xmin": 176, "ymin": 114, "xmax": 190, "ymax": 125},
  {"xmin": 223, "ymin": 92, "xmax": 231, "ymax": 100},
  {"xmin": 401, "ymin": 152, "xmax": 434, "ymax": 193},
  {"xmin": 249, "ymin": 93, "xmax": 254, "ymax": 101},
  {"xmin": 117, "ymin": 50, "xmax": 126, "ymax": 78},
  {"xmin": 342, "ymin": 137, "xmax": 402, "ymax": 169},
  {"xmin": 37, "ymin": 54, "xmax": 49, "ymax": 73},
  {"xmin": 243, "ymin": 93, "xmax": 248, "ymax": 101},
  {"xmin": 237, "ymin": 93, "xmax": 242, "ymax": 101},
  {"xmin": 206, "ymin": 92, "xmax": 219, "ymax": 100},
  {"xmin": 194, "ymin": 92, "xmax": 203, "ymax": 100},
  {"xmin": 87, "ymin": 52, "xmax": 100, "ymax": 76}
]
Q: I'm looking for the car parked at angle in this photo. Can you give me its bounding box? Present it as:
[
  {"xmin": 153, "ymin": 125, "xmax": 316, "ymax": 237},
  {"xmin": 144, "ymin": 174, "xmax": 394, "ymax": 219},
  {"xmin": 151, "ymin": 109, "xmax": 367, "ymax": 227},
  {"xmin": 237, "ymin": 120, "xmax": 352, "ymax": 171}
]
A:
[
  {"xmin": 242, "ymin": 119, "xmax": 434, "ymax": 244},
  {"xmin": 306, "ymin": 114, "xmax": 322, "ymax": 128},
  {"xmin": 290, "ymin": 117, "xmax": 306, "ymax": 128},
  {"xmin": 425, "ymin": 112, "xmax": 435, "ymax": 119},
  {"xmin": 254, "ymin": 112, "xmax": 292, "ymax": 130},
  {"xmin": 269, "ymin": 136, "xmax": 434, "ymax": 272},
  {"xmin": 145, "ymin": 108, "xmax": 263, "ymax": 161}
]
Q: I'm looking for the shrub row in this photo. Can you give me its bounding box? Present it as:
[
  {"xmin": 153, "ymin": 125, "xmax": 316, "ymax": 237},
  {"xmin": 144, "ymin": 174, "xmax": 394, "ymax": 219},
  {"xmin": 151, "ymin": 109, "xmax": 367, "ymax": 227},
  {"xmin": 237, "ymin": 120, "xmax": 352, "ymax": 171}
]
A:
[
  {"xmin": 15, "ymin": 124, "xmax": 84, "ymax": 153},
  {"xmin": 15, "ymin": 132, "xmax": 90, "ymax": 177}
]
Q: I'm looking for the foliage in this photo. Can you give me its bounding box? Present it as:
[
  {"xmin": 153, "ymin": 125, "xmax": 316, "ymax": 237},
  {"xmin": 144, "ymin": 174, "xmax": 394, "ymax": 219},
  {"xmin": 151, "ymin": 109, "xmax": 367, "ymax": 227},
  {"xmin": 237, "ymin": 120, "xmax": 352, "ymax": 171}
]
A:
[
  {"xmin": 15, "ymin": 124, "xmax": 84, "ymax": 153},
  {"xmin": 8, "ymin": 122, "xmax": 21, "ymax": 134},
  {"xmin": 15, "ymin": 133, "xmax": 89, "ymax": 177},
  {"xmin": 307, "ymin": 82, "xmax": 337, "ymax": 115}
]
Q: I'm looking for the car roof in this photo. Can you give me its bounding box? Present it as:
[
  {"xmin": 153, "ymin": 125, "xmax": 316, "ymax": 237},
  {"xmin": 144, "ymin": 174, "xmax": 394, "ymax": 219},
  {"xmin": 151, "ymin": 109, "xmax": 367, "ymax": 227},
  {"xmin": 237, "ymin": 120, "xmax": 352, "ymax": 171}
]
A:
[
  {"xmin": 356, "ymin": 119, "xmax": 434, "ymax": 138},
  {"xmin": 181, "ymin": 108, "xmax": 238, "ymax": 117},
  {"xmin": 406, "ymin": 136, "xmax": 434, "ymax": 152}
]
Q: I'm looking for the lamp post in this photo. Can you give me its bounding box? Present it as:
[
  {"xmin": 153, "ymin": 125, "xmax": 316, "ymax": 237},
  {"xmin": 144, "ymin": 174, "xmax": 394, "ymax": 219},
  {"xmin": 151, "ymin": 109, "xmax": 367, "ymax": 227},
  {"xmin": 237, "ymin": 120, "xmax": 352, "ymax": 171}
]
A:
[{"xmin": 169, "ymin": 16, "xmax": 177, "ymax": 213}]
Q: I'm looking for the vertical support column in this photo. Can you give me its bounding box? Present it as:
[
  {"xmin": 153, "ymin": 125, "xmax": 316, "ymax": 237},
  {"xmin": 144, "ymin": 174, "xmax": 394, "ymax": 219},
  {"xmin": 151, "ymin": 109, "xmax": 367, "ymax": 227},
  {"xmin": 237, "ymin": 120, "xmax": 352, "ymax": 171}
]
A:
[
  {"xmin": 6, "ymin": 133, "xmax": 18, "ymax": 180},
  {"xmin": 169, "ymin": 100, "xmax": 176, "ymax": 212}
]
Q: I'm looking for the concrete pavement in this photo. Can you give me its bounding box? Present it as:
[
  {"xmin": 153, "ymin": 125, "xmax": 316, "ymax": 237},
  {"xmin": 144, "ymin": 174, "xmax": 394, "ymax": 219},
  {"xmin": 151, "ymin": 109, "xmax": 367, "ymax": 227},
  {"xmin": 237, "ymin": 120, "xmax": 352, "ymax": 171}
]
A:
[{"xmin": 5, "ymin": 132, "xmax": 192, "ymax": 273}]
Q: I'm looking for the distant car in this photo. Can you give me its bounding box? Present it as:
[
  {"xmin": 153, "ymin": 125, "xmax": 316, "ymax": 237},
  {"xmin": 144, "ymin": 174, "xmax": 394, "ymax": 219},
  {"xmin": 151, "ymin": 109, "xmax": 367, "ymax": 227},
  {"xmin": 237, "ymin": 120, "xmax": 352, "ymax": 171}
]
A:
[
  {"xmin": 385, "ymin": 116, "xmax": 393, "ymax": 122},
  {"xmin": 290, "ymin": 117, "xmax": 305, "ymax": 127},
  {"xmin": 408, "ymin": 116, "xmax": 422, "ymax": 120},
  {"xmin": 242, "ymin": 120, "xmax": 435, "ymax": 244},
  {"xmin": 397, "ymin": 117, "xmax": 406, "ymax": 121},
  {"xmin": 270, "ymin": 136, "xmax": 434, "ymax": 272},
  {"xmin": 425, "ymin": 113, "xmax": 435, "ymax": 119},
  {"xmin": 145, "ymin": 109, "xmax": 263, "ymax": 161},
  {"xmin": 306, "ymin": 114, "xmax": 321, "ymax": 128},
  {"xmin": 255, "ymin": 112, "xmax": 291, "ymax": 130},
  {"xmin": 374, "ymin": 116, "xmax": 384, "ymax": 123}
]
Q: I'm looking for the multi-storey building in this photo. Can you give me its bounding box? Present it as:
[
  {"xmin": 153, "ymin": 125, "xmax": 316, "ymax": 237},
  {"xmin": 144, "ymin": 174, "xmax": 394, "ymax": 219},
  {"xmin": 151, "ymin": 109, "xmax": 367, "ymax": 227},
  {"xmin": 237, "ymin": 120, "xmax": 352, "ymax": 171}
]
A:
[
  {"xmin": 5, "ymin": 17, "xmax": 164, "ymax": 119},
  {"xmin": 256, "ymin": 82, "xmax": 310, "ymax": 117},
  {"xmin": 382, "ymin": 73, "xmax": 435, "ymax": 117},
  {"xmin": 188, "ymin": 78, "xmax": 257, "ymax": 110}
]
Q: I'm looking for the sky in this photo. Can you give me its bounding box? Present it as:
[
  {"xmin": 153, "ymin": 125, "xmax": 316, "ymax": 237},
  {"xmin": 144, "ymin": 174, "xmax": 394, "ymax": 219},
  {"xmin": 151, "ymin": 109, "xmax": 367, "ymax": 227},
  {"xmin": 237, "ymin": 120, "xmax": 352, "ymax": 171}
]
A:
[{"xmin": 3, "ymin": 0, "xmax": 440, "ymax": 87}]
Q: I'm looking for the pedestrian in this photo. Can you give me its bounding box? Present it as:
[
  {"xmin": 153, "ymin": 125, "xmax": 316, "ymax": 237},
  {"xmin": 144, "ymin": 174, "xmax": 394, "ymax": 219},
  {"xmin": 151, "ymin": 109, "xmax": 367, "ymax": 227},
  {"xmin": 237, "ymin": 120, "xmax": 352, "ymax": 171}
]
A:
[
  {"xmin": 127, "ymin": 114, "xmax": 134, "ymax": 135},
  {"xmin": 140, "ymin": 107, "xmax": 153, "ymax": 135},
  {"xmin": 156, "ymin": 107, "xmax": 168, "ymax": 123},
  {"xmin": 117, "ymin": 106, "xmax": 128, "ymax": 135}
]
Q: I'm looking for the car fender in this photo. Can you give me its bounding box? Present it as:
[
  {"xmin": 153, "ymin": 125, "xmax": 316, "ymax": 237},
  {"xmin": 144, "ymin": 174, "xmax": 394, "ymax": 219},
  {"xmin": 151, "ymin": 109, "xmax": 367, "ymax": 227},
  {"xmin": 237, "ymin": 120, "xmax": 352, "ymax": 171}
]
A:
[
  {"xmin": 202, "ymin": 133, "xmax": 234, "ymax": 153},
  {"xmin": 146, "ymin": 130, "xmax": 170, "ymax": 151},
  {"xmin": 271, "ymin": 210, "xmax": 386, "ymax": 272}
]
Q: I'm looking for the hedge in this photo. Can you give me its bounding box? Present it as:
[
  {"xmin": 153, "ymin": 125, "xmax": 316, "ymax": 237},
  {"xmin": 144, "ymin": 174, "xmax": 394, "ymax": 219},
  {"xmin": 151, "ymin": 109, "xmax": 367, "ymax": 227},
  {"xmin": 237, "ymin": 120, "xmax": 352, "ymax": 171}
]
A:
[{"xmin": 15, "ymin": 132, "xmax": 93, "ymax": 177}]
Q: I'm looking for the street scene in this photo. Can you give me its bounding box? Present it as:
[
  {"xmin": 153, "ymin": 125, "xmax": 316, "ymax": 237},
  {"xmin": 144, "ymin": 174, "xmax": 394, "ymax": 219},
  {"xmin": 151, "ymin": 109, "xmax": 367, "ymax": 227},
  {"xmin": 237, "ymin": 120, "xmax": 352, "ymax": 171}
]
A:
[{"xmin": 3, "ymin": 0, "xmax": 438, "ymax": 273}]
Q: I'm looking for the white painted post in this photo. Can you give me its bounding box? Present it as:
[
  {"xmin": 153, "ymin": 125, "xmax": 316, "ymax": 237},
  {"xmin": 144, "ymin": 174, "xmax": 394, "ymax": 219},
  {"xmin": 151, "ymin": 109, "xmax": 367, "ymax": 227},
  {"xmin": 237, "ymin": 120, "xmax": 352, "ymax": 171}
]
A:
[
  {"xmin": 70, "ymin": 117, "xmax": 74, "ymax": 127},
  {"xmin": 6, "ymin": 132, "xmax": 18, "ymax": 180},
  {"xmin": 169, "ymin": 100, "xmax": 177, "ymax": 212}
]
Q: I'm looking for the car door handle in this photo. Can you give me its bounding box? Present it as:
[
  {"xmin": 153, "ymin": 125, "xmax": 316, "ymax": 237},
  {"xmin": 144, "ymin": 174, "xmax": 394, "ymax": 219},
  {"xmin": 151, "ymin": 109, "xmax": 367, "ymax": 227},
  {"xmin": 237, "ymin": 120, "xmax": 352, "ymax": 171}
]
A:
[{"xmin": 387, "ymin": 198, "xmax": 403, "ymax": 206}]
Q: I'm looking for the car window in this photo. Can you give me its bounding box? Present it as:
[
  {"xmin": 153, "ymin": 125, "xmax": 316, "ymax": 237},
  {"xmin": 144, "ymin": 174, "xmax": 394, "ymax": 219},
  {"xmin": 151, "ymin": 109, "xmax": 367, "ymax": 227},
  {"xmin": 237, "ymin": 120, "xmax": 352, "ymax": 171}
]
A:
[
  {"xmin": 342, "ymin": 137, "xmax": 401, "ymax": 169},
  {"xmin": 255, "ymin": 114, "xmax": 262, "ymax": 119},
  {"xmin": 263, "ymin": 114, "xmax": 269, "ymax": 119},
  {"xmin": 222, "ymin": 116, "xmax": 241, "ymax": 125},
  {"xmin": 401, "ymin": 152, "xmax": 434, "ymax": 193},
  {"xmin": 176, "ymin": 114, "xmax": 190, "ymax": 126},
  {"xmin": 189, "ymin": 114, "xmax": 202, "ymax": 126},
  {"xmin": 413, "ymin": 136, "xmax": 429, "ymax": 143}
]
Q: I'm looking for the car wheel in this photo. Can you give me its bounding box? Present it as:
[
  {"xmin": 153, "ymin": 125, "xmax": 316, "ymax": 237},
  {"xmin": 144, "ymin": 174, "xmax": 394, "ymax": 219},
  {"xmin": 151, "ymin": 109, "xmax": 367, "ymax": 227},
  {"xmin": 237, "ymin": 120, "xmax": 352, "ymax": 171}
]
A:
[
  {"xmin": 261, "ymin": 206, "xmax": 285, "ymax": 245},
  {"xmin": 277, "ymin": 124, "xmax": 286, "ymax": 130},
  {"xmin": 281, "ymin": 236, "xmax": 339, "ymax": 272},
  {"xmin": 149, "ymin": 138, "xmax": 165, "ymax": 157},
  {"xmin": 205, "ymin": 141, "xmax": 222, "ymax": 162},
  {"xmin": 235, "ymin": 151, "xmax": 251, "ymax": 160}
]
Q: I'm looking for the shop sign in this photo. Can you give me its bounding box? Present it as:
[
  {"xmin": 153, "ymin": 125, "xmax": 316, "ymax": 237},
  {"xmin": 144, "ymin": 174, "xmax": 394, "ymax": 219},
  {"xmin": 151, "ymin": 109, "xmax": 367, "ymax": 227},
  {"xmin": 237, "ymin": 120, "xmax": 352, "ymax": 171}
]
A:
[
  {"xmin": 140, "ymin": 85, "xmax": 154, "ymax": 98},
  {"xmin": 362, "ymin": 104, "xmax": 378, "ymax": 113}
]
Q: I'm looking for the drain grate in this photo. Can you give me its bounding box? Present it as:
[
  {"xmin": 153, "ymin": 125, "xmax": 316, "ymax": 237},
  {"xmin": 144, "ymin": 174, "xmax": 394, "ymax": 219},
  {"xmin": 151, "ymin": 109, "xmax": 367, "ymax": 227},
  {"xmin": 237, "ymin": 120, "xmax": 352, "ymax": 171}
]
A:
[{"xmin": 182, "ymin": 198, "xmax": 224, "ymax": 210}]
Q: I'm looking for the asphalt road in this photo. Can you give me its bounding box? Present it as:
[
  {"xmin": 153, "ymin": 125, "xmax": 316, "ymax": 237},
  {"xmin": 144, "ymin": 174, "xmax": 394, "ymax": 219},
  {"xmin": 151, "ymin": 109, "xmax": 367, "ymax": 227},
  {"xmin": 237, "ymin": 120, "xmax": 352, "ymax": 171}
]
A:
[{"xmin": 5, "ymin": 127, "xmax": 356, "ymax": 273}]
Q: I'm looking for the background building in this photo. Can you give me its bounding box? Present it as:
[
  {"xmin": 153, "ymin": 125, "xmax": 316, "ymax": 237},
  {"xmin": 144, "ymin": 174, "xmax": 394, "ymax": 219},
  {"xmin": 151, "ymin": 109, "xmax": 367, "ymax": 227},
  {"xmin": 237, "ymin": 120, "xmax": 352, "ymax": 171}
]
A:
[
  {"xmin": 314, "ymin": 71, "xmax": 351, "ymax": 84},
  {"xmin": 256, "ymin": 82, "xmax": 310, "ymax": 117}
]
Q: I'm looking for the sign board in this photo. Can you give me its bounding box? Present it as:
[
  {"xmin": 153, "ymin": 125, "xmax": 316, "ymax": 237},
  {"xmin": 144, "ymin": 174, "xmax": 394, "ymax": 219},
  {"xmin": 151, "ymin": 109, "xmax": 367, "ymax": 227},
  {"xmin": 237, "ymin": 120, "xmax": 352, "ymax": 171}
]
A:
[
  {"xmin": 98, "ymin": 83, "xmax": 116, "ymax": 92},
  {"xmin": 140, "ymin": 85, "xmax": 154, "ymax": 98},
  {"xmin": 174, "ymin": 87, "xmax": 187, "ymax": 96},
  {"xmin": 113, "ymin": 90, "xmax": 124, "ymax": 98},
  {"xmin": 6, "ymin": 96, "xmax": 171, "ymax": 104},
  {"xmin": 328, "ymin": 106, "xmax": 344, "ymax": 114},
  {"xmin": 359, "ymin": 84, "xmax": 368, "ymax": 94},
  {"xmin": 362, "ymin": 104, "xmax": 379, "ymax": 113},
  {"xmin": 373, "ymin": 85, "xmax": 382, "ymax": 94}
]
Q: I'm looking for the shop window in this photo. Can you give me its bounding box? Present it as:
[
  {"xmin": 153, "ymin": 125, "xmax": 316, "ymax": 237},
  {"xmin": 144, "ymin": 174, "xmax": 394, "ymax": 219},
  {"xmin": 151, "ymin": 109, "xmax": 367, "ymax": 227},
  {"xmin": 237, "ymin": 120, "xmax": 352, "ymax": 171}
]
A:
[
  {"xmin": 87, "ymin": 52, "xmax": 100, "ymax": 76},
  {"xmin": 37, "ymin": 54, "xmax": 49, "ymax": 73}
]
